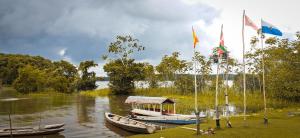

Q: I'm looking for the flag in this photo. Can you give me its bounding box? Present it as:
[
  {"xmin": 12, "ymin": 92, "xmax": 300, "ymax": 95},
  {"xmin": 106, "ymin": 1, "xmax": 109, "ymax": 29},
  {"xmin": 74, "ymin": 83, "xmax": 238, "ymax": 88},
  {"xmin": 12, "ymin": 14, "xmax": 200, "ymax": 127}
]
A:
[
  {"xmin": 219, "ymin": 25, "xmax": 227, "ymax": 53},
  {"xmin": 261, "ymin": 20, "xmax": 282, "ymax": 36},
  {"xmin": 245, "ymin": 14, "xmax": 258, "ymax": 30},
  {"xmin": 192, "ymin": 26, "xmax": 199, "ymax": 48}
]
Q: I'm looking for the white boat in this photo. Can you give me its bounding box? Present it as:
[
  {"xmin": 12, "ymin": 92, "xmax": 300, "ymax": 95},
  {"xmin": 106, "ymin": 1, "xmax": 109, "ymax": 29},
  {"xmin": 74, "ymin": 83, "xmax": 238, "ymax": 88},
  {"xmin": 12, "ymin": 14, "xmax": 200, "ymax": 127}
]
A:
[{"xmin": 125, "ymin": 96, "xmax": 207, "ymax": 119}]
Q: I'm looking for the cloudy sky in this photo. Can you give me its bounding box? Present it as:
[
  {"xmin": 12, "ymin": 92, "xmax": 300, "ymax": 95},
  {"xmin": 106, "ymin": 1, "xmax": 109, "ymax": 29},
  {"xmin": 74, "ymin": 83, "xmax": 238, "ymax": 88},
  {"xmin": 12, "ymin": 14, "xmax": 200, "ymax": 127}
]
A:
[{"xmin": 0, "ymin": 0, "xmax": 299, "ymax": 76}]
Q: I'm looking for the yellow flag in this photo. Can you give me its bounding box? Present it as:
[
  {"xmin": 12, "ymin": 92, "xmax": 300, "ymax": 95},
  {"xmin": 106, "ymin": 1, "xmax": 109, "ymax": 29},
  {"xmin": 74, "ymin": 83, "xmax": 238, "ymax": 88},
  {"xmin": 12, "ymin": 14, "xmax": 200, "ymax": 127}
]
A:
[{"xmin": 192, "ymin": 27, "xmax": 199, "ymax": 48}]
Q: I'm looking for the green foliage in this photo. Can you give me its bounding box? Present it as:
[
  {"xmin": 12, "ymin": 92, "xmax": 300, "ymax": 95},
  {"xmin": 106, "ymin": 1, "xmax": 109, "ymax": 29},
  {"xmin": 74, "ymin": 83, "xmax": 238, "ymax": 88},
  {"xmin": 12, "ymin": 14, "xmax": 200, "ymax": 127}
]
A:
[
  {"xmin": 103, "ymin": 35, "xmax": 145, "ymax": 95},
  {"xmin": 156, "ymin": 52, "xmax": 190, "ymax": 83},
  {"xmin": 142, "ymin": 63, "xmax": 158, "ymax": 88},
  {"xmin": 245, "ymin": 33, "xmax": 300, "ymax": 101},
  {"xmin": 0, "ymin": 54, "xmax": 53, "ymax": 85},
  {"xmin": 12, "ymin": 65, "xmax": 47, "ymax": 93},
  {"xmin": 264, "ymin": 35, "xmax": 300, "ymax": 101},
  {"xmin": 193, "ymin": 52, "xmax": 212, "ymax": 91},
  {"xmin": 174, "ymin": 75, "xmax": 194, "ymax": 94},
  {"xmin": 104, "ymin": 59, "xmax": 145, "ymax": 94},
  {"xmin": 77, "ymin": 60, "xmax": 98, "ymax": 91},
  {"xmin": 0, "ymin": 53, "xmax": 79, "ymax": 93}
]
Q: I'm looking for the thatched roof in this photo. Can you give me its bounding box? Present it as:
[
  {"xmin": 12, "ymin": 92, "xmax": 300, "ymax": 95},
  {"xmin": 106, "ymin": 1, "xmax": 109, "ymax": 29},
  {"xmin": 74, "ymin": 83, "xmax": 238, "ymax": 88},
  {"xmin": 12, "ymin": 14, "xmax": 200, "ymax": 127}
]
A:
[{"xmin": 125, "ymin": 96, "xmax": 175, "ymax": 104}]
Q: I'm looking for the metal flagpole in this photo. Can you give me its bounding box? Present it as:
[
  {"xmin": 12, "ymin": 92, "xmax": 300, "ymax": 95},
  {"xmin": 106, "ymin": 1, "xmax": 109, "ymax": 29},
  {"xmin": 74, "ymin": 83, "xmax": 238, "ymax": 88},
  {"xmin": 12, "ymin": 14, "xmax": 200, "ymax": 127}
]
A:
[
  {"xmin": 260, "ymin": 20, "xmax": 268, "ymax": 124},
  {"xmin": 242, "ymin": 10, "xmax": 247, "ymax": 123}
]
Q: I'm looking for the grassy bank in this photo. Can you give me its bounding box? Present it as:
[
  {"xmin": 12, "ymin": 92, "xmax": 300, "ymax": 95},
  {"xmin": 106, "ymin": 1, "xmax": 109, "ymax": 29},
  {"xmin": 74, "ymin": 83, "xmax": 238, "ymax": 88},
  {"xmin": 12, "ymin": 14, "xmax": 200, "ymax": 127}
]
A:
[
  {"xmin": 129, "ymin": 108, "xmax": 300, "ymax": 138},
  {"xmin": 133, "ymin": 88, "xmax": 297, "ymax": 114},
  {"xmin": 79, "ymin": 88, "xmax": 111, "ymax": 97}
]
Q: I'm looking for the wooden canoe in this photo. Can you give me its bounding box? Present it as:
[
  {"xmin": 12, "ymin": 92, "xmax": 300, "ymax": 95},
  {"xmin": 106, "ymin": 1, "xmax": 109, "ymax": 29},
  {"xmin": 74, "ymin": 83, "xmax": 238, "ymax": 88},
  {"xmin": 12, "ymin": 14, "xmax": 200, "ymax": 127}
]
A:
[
  {"xmin": 105, "ymin": 112, "xmax": 156, "ymax": 134},
  {"xmin": 0, "ymin": 128, "xmax": 64, "ymax": 137}
]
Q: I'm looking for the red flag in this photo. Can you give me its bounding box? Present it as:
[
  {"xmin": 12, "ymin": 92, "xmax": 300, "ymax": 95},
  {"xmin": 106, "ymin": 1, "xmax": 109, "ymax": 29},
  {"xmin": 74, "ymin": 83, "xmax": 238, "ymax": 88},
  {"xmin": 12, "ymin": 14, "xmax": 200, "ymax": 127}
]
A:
[{"xmin": 245, "ymin": 14, "xmax": 258, "ymax": 30}]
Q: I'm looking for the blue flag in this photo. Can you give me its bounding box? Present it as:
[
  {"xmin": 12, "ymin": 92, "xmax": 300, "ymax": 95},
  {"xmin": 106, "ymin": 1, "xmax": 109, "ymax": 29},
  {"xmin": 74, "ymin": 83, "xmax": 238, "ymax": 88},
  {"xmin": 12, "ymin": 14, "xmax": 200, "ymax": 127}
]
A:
[{"xmin": 261, "ymin": 20, "xmax": 282, "ymax": 36}]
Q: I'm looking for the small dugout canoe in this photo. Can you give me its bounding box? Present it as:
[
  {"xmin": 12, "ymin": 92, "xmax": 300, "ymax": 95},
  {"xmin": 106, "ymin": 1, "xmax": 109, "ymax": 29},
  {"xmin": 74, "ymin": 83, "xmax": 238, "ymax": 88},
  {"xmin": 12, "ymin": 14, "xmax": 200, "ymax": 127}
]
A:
[
  {"xmin": 105, "ymin": 112, "xmax": 156, "ymax": 134},
  {"xmin": 0, "ymin": 124, "xmax": 64, "ymax": 137}
]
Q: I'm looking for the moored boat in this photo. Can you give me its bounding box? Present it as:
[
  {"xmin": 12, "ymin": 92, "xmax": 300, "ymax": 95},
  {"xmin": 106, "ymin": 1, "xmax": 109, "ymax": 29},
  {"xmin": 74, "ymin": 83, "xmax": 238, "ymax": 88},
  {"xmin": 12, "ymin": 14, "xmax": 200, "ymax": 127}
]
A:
[
  {"xmin": 105, "ymin": 112, "xmax": 156, "ymax": 134},
  {"xmin": 132, "ymin": 115, "xmax": 198, "ymax": 125},
  {"xmin": 125, "ymin": 96, "xmax": 207, "ymax": 120},
  {"xmin": 0, "ymin": 124, "xmax": 64, "ymax": 137}
]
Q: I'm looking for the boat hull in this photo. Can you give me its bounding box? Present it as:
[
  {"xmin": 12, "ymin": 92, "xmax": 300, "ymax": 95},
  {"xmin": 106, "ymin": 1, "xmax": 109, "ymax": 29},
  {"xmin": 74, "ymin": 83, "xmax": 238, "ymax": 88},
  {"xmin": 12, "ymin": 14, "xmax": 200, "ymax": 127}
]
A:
[
  {"xmin": 105, "ymin": 112, "xmax": 156, "ymax": 134},
  {"xmin": 133, "ymin": 116, "xmax": 199, "ymax": 125},
  {"xmin": 0, "ymin": 128, "xmax": 64, "ymax": 137}
]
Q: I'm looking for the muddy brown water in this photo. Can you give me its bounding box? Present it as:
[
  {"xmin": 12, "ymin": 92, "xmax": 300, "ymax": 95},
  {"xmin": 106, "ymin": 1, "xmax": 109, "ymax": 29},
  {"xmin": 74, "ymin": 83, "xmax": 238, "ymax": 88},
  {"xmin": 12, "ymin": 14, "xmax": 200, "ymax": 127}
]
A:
[{"xmin": 0, "ymin": 89, "xmax": 135, "ymax": 138}]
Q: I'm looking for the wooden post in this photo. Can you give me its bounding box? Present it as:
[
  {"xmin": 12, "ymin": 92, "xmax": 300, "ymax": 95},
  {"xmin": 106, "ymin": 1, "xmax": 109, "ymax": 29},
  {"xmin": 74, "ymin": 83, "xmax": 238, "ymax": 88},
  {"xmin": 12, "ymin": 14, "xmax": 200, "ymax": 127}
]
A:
[
  {"xmin": 242, "ymin": 10, "xmax": 247, "ymax": 123},
  {"xmin": 160, "ymin": 104, "xmax": 163, "ymax": 114},
  {"xmin": 215, "ymin": 51, "xmax": 221, "ymax": 128},
  {"xmin": 260, "ymin": 26, "xmax": 268, "ymax": 124},
  {"xmin": 9, "ymin": 102, "xmax": 12, "ymax": 137},
  {"xmin": 173, "ymin": 103, "xmax": 176, "ymax": 114},
  {"xmin": 225, "ymin": 51, "xmax": 232, "ymax": 128}
]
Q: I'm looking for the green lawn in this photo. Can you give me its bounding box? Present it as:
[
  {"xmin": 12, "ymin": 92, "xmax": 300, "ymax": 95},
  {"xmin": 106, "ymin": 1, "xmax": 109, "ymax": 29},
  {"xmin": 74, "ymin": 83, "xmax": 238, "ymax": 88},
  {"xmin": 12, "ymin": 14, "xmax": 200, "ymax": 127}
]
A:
[{"xmin": 129, "ymin": 108, "xmax": 300, "ymax": 138}]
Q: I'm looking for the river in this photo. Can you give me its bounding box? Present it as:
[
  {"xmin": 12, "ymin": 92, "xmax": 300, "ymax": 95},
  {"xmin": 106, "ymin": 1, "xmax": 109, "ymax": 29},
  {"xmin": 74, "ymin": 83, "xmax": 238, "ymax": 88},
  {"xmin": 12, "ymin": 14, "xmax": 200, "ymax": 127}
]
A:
[{"xmin": 0, "ymin": 88, "xmax": 134, "ymax": 138}]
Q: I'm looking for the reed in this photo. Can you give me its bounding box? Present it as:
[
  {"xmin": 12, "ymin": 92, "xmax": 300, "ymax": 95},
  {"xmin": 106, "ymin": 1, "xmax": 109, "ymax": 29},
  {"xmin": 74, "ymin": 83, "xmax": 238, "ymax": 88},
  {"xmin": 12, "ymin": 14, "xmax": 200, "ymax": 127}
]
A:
[
  {"xmin": 79, "ymin": 88, "xmax": 111, "ymax": 97},
  {"xmin": 133, "ymin": 88, "xmax": 298, "ymax": 114}
]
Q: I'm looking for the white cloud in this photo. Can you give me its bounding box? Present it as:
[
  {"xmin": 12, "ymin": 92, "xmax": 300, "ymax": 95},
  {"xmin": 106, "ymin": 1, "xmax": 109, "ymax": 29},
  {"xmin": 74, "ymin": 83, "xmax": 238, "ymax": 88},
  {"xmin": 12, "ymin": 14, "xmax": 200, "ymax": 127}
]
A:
[{"xmin": 58, "ymin": 48, "xmax": 66, "ymax": 56}]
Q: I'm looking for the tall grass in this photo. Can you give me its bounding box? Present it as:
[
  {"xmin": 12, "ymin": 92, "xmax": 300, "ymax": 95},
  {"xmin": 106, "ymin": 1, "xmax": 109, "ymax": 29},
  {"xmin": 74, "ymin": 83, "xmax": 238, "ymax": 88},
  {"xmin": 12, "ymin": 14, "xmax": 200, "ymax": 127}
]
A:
[
  {"xmin": 79, "ymin": 88, "xmax": 111, "ymax": 97},
  {"xmin": 133, "ymin": 88, "xmax": 298, "ymax": 114}
]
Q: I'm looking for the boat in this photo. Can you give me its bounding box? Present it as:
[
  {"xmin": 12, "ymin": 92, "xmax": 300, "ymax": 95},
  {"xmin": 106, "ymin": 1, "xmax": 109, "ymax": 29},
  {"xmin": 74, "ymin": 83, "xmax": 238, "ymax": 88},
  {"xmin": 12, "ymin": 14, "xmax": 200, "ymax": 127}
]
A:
[
  {"xmin": 125, "ymin": 96, "xmax": 207, "ymax": 119},
  {"xmin": 0, "ymin": 124, "xmax": 64, "ymax": 137},
  {"xmin": 0, "ymin": 98, "xmax": 65, "ymax": 137},
  {"xmin": 132, "ymin": 115, "xmax": 198, "ymax": 125},
  {"xmin": 105, "ymin": 112, "xmax": 156, "ymax": 134}
]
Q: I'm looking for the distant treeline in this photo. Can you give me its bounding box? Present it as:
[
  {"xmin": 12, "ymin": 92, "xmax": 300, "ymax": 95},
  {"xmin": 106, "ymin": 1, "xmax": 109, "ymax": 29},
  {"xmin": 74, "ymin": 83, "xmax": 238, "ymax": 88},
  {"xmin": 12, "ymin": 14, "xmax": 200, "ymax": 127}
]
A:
[{"xmin": 0, "ymin": 53, "xmax": 98, "ymax": 93}]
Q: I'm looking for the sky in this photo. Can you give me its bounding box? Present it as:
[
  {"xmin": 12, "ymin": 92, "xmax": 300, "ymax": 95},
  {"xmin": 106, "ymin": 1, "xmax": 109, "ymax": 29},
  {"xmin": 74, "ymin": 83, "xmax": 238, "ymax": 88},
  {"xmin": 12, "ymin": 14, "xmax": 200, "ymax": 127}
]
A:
[{"xmin": 0, "ymin": 0, "xmax": 299, "ymax": 76}]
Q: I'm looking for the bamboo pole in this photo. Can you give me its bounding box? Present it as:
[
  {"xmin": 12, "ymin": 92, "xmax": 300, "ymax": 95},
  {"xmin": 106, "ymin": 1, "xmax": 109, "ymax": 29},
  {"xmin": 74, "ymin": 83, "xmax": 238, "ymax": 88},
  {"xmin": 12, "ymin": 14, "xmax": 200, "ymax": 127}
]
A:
[
  {"xmin": 242, "ymin": 10, "xmax": 247, "ymax": 123},
  {"xmin": 225, "ymin": 52, "xmax": 232, "ymax": 127},
  {"xmin": 194, "ymin": 48, "xmax": 198, "ymax": 113},
  {"xmin": 215, "ymin": 54, "xmax": 220, "ymax": 128},
  {"xmin": 260, "ymin": 24, "xmax": 268, "ymax": 124}
]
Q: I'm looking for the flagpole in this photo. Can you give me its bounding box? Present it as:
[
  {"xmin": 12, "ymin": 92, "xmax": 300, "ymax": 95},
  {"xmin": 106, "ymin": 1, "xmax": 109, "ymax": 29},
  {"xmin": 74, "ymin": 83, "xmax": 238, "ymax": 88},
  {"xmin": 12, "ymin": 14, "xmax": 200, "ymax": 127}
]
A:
[
  {"xmin": 260, "ymin": 20, "xmax": 268, "ymax": 124},
  {"xmin": 194, "ymin": 48, "xmax": 198, "ymax": 113},
  {"xmin": 215, "ymin": 53, "xmax": 220, "ymax": 128},
  {"xmin": 215, "ymin": 25, "xmax": 223, "ymax": 129},
  {"xmin": 225, "ymin": 52, "xmax": 232, "ymax": 127},
  {"xmin": 192, "ymin": 27, "xmax": 200, "ymax": 135},
  {"xmin": 242, "ymin": 10, "xmax": 247, "ymax": 123}
]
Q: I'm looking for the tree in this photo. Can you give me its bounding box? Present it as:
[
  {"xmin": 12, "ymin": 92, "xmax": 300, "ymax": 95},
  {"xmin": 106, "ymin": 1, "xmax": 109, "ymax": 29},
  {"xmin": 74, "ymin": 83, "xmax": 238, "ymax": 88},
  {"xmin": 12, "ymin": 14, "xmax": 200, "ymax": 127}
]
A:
[
  {"xmin": 13, "ymin": 65, "xmax": 47, "ymax": 93},
  {"xmin": 49, "ymin": 60, "xmax": 79, "ymax": 93},
  {"xmin": 77, "ymin": 61, "xmax": 98, "ymax": 91},
  {"xmin": 103, "ymin": 35, "xmax": 145, "ymax": 94},
  {"xmin": 142, "ymin": 63, "xmax": 158, "ymax": 88},
  {"xmin": 156, "ymin": 52, "xmax": 189, "ymax": 88},
  {"xmin": 193, "ymin": 52, "xmax": 212, "ymax": 91}
]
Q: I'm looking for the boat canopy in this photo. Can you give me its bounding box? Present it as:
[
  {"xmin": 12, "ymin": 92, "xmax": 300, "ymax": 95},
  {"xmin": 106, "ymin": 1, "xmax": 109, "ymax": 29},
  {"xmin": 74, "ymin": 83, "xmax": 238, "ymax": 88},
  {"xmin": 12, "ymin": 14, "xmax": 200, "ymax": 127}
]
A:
[{"xmin": 125, "ymin": 96, "xmax": 175, "ymax": 104}]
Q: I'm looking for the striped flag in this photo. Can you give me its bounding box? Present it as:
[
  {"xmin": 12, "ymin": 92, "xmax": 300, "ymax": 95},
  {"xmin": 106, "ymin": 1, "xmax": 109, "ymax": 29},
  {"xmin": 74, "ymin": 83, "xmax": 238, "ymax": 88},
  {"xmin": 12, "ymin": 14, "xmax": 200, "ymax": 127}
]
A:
[{"xmin": 218, "ymin": 25, "xmax": 227, "ymax": 54}]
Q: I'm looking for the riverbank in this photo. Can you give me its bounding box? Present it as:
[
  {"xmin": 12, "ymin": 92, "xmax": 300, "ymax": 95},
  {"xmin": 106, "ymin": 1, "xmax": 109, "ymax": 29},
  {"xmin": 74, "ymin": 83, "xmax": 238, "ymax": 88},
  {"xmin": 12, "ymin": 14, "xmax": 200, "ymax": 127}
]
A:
[
  {"xmin": 129, "ymin": 108, "xmax": 300, "ymax": 138},
  {"xmin": 79, "ymin": 88, "xmax": 110, "ymax": 97}
]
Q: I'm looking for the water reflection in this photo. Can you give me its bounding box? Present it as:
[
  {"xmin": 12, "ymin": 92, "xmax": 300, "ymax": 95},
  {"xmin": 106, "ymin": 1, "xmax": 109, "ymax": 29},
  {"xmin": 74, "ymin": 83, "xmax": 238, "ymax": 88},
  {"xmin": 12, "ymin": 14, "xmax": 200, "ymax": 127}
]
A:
[{"xmin": 0, "ymin": 89, "xmax": 135, "ymax": 138}]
